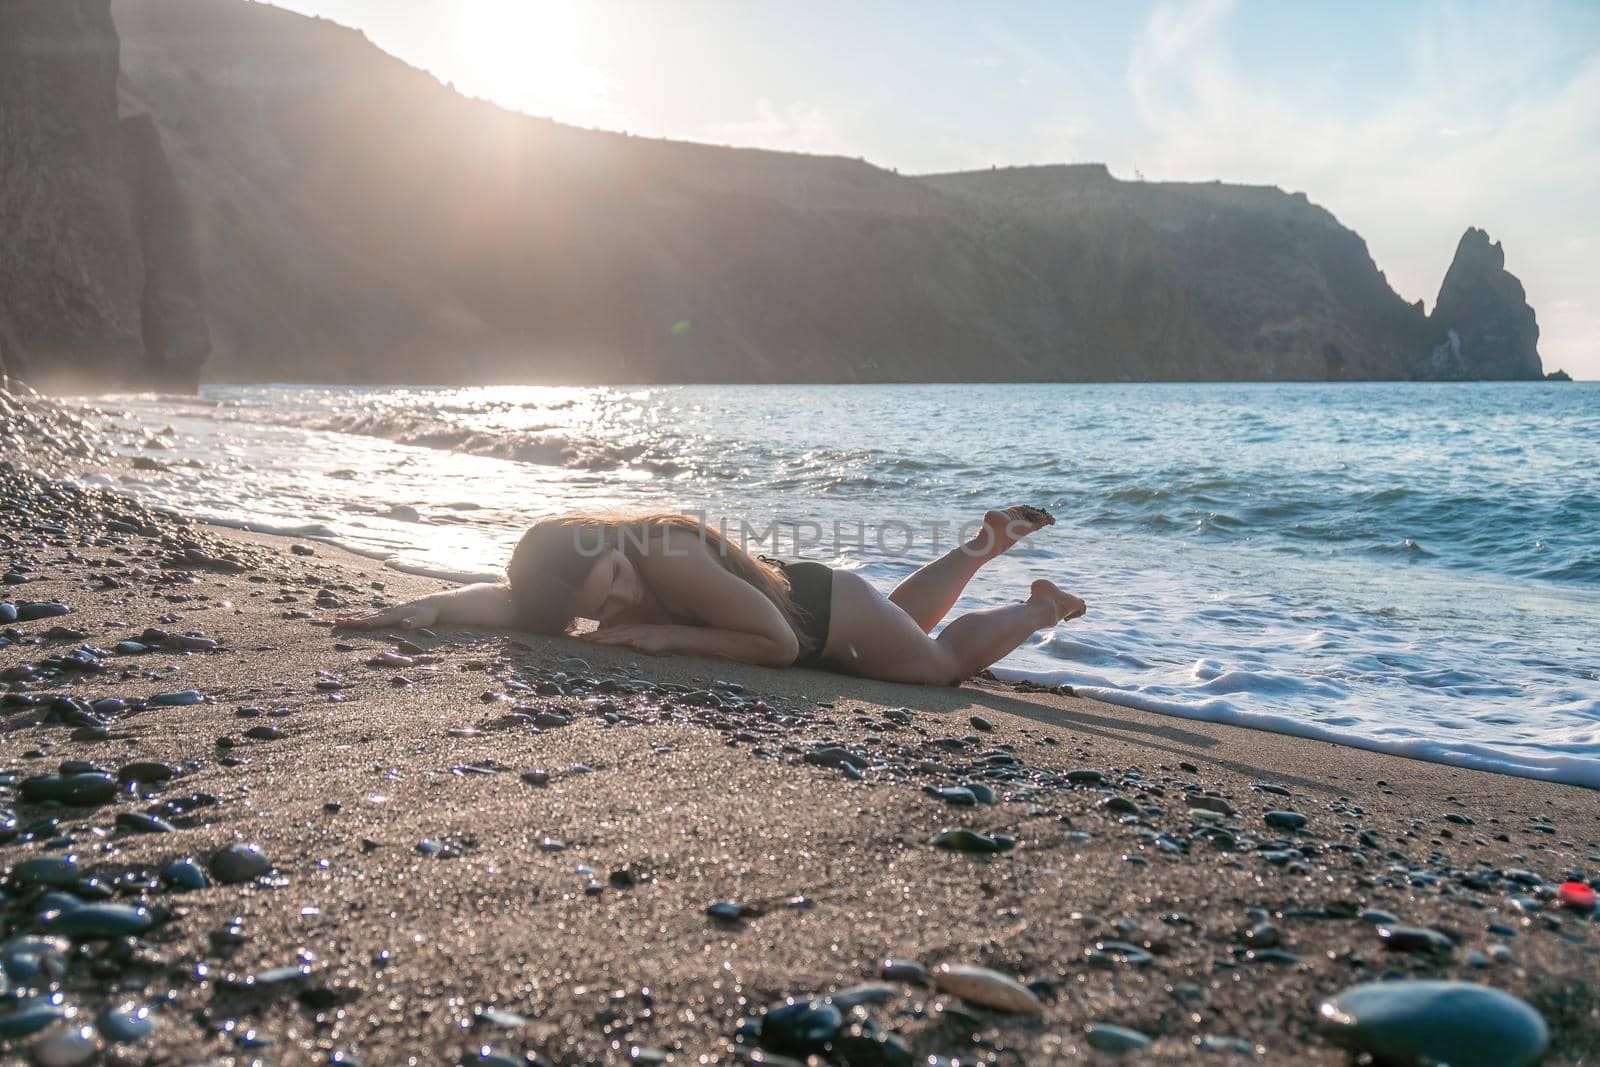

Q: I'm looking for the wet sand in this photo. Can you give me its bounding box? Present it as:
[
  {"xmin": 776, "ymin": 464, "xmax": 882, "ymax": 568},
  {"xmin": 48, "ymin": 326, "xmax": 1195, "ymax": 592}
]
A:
[{"xmin": 1, "ymin": 395, "xmax": 1598, "ymax": 1064}]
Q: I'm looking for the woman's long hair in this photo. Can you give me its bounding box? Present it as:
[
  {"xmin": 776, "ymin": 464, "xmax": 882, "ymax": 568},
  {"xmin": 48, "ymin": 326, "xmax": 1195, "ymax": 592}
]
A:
[{"xmin": 505, "ymin": 511, "xmax": 815, "ymax": 657}]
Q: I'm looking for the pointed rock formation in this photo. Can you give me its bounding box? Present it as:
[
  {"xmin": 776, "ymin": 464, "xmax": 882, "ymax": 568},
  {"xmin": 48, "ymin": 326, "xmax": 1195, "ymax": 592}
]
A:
[{"xmin": 1421, "ymin": 228, "xmax": 1542, "ymax": 380}]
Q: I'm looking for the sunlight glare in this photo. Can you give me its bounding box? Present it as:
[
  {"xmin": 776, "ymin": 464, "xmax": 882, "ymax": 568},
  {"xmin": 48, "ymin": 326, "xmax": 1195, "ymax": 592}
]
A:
[{"xmin": 453, "ymin": 0, "xmax": 614, "ymax": 123}]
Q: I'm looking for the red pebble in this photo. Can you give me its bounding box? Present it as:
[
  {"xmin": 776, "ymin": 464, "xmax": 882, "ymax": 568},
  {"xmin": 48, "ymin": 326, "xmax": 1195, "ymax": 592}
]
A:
[{"xmin": 1557, "ymin": 881, "xmax": 1596, "ymax": 913}]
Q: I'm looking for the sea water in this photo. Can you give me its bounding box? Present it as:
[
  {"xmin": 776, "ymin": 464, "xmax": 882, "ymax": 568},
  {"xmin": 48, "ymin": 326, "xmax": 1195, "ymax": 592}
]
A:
[{"xmin": 65, "ymin": 382, "xmax": 1600, "ymax": 787}]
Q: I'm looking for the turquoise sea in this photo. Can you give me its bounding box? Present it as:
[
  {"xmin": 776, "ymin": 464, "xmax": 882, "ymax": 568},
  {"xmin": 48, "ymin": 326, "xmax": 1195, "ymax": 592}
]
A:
[{"xmin": 72, "ymin": 382, "xmax": 1600, "ymax": 786}]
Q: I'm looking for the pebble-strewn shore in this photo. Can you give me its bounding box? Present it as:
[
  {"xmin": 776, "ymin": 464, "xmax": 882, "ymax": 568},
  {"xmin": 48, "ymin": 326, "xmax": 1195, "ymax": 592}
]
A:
[{"xmin": 1, "ymin": 388, "xmax": 1597, "ymax": 1064}]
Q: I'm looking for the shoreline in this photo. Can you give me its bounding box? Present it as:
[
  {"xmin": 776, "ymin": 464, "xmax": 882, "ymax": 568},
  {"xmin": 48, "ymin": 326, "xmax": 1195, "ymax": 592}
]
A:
[
  {"xmin": 23, "ymin": 389, "xmax": 1600, "ymax": 793},
  {"xmin": 47, "ymin": 381, "xmax": 1600, "ymax": 791},
  {"xmin": 69, "ymin": 474, "xmax": 1600, "ymax": 789},
  {"xmin": 3, "ymin": 392, "xmax": 1599, "ymax": 1062}
]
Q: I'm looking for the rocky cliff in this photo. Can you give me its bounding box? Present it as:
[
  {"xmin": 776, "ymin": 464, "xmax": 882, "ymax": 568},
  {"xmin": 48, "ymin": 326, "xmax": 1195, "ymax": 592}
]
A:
[
  {"xmin": 1420, "ymin": 228, "xmax": 1542, "ymax": 380},
  {"xmin": 0, "ymin": 0, "xmax": 208, "ymax": 391},
  {"xmin": 8, "ymin": 0, "xmax": 1543, "ymax": 386},
  {"xmin": 915, "ymin": 165, "xmax": 1443, "ymax": 380}
]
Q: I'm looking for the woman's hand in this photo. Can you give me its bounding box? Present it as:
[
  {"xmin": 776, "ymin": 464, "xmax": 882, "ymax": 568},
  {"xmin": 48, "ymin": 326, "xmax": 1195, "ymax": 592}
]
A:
[
  {"xmin": 579, "ymin": 624, "xmax": 673, "ymax": 654},
  {"xmin": 331, "ymin": 584, "xmax": 517, "ymax": 631},
  {"xmin": 333, "ymin": 599, "xmax": 440, "ymax": 631}
]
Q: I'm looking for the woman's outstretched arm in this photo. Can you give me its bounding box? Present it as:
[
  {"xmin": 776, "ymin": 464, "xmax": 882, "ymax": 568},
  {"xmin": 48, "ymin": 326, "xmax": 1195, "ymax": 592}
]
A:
[
  {"xmin": 581, "ymin": 623, "xmax": 797, "ymax": 666},
  {"xmin": 333, "ymin": 582, "xmax": 519, "ymax": 631}
]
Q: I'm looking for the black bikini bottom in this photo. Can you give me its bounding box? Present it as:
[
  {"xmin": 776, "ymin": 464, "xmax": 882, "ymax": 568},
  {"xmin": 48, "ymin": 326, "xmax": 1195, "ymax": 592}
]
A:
[{"xmin": 764, "ymin": 558, "xmax": 833, "ymax": 668}]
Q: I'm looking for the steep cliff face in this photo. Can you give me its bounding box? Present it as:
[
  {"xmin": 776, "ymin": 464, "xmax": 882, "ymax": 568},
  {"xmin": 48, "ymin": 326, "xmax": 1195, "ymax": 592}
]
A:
[
  {"xmin": 0, "ymin": 0, "xmax": 207, "ymax": 390},
  {"xmin": 1420, "ymin": 228, "xmax": 1543, "ymax": 380},
  {"xmin": 122, "ymin": 113, "xmax": 211, "ymax": 387},
  {"xmin": 0, "ymin": 0, "xmax": 142, "ymax": 381}
]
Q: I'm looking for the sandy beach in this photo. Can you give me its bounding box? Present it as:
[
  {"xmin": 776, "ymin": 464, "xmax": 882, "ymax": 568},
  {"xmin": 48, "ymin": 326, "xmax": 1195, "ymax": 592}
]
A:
[{"xmin": 2, "ymin": 394, "xmax": 1597, "ymax": 1065}]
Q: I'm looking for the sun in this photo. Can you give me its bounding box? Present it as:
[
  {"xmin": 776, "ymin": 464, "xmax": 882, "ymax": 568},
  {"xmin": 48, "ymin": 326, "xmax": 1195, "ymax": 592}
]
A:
[{"xmin": 452, "ymin": 0, "xmax": 614, "ymax": 124}]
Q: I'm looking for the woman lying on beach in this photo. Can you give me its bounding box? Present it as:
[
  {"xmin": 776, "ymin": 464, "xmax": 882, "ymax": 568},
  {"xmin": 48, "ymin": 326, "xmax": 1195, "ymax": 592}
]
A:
[{"xmin": 333, "ymin": 507, "xmax": 1085, "ymax": 685}]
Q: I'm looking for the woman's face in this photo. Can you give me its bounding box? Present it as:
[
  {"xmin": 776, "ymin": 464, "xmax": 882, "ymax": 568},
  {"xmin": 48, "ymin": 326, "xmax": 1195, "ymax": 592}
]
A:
[{"xmin": 572, "ymin": 547, "xmax": 643, "ymax": 625}]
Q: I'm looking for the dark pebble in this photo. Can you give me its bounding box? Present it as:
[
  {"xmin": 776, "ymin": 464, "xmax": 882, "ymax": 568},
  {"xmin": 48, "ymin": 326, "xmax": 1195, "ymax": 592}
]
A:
[
  {"xmin": 17, "ymin": 601, "xmax": 72, "ymax": 621},
  {"xmin": 1378, "ymin": 925, "xmax": 1455, "ymax": 954},
  {"xmin": 1242, "ymin": 923, "xmax": 1280, "ymax": 948},
  {"xmin": 1084, "ymin": 1023, "xmax": 1152, "ymax": 1052},
  {"xmin": 47, "ymin": 902, "xmax": 155, "ymax": 938},
  {"xmin": 115, "ymin": 812, "xmax": 176, "ymax": 834},
  {"xmin": 0, "ymin": 999, "xmax": 68, "ymax": 1039},
  {"xmin": 1264, "ymin": 810, "xmax": 1308, "ymax": 830},
  {"xmin": 706, "ymin": 900, "xmax": 745, "ymax": 922},
  {"xmin": 930, "ymin": 827, "xmax": 1011, "ymax": 853},
  {"xmin": 1318, "ymin": 980, "xmax": 1548, "ymax": 1067},
  {"xmin": 100, "ymin": 1001, "xmax": 157, "ymax": 1042},
  {"xmin": 761, "ymin": 997, "xmax": 842, "ymax": 1052},
  {"xmin": 20, "ymin": 772, "xmax": 117, "ymax": 806},
  {"xmin": 209, "ymin": 842, "xmax": 272, "ymax": 883},
  {"xmin": 161, "ymin": 857, "xmax": 212, "ymax": 890},
  {"xmin": 803, "ymin": 746, "xmax": 867, "ymax": 770},
  {"xmin": 9, "ymin": 855, "xmax": 83, "ymax": 888},
  {"xmin": 829, "ymin": 983, "xmax": 901, "ymax": 1010},
  {"xmin": 117, "ymin": 761, "xmax": 174, "ymax": 784},
  {"xmin": 882, "ymin": 959, "xmax": 931, "ymax": 985},
  {"xmin": 1085, "ymin": 940, "xmax": 1154, "ymax": 967}
]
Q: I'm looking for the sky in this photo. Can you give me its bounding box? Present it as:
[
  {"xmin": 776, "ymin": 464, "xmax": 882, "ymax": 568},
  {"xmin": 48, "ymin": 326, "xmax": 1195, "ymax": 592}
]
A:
[{"xmin": 267, "ymin": 0, "xmax": 1600, "ymax": 378}]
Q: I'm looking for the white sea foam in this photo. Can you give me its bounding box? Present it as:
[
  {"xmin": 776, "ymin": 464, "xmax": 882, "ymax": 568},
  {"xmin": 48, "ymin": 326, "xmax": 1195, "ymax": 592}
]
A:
[{"xmin": 989, "ymin": 668, "xmax": 1600, "ymax": 788}]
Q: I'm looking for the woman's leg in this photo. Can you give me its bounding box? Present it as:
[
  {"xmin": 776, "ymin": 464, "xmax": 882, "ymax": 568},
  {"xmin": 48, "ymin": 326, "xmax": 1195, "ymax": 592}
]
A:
[
  {"xmin": 888, "ymin": 506, "xmax": 1056, "ymax": 632},
  {"xmin": 934, "ymin": 580, "xmax": 1084, "ymax": 677},
  {"xmin": 827, "ymin": 571, "xmax": 1084, "ymax": 685}
]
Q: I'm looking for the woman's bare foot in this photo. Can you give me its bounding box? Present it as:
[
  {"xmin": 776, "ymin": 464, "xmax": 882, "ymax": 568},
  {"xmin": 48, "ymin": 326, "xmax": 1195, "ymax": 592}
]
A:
[
  {"xmin": 1028, "ymin": 578, "xmax": 1086, "ymax": 623},
  {"xmin": 970, "ymin": 505, "xmax": 1057, "ymax": 557}
]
